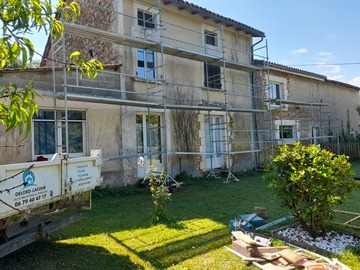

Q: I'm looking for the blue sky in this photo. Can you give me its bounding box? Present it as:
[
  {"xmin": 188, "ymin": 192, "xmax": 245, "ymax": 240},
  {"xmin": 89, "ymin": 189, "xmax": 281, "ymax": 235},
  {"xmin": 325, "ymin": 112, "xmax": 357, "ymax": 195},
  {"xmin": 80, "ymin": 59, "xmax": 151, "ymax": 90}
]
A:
[
  {"xmin": 189, "ymin": 0, "xmax": 360, "ymax": 87},
  {"xmin": 33, "ymin": 0, "xmax": 360, "ymax": 87}
]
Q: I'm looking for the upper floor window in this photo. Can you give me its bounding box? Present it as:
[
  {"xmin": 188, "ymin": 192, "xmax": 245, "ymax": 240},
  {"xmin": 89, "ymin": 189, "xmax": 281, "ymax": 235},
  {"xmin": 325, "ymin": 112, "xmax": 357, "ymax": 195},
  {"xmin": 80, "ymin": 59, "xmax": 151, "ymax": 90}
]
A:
[
  {"xmin": 269, "ymin": 82, "xmax": 281, "ymax": 100},
  {"xmin": 137, "ymin": 10, "xmax": 155, "ymax": 28},
  {"xmin": 32, "ymin": 110, "xmax": 86, "ymax": 158},
  {"xmin": 137, "ymin": 49, "xmax": 155, "ymax": 79},
  {"xmin": 267, "ymin": 76, "xmax": 287, "ymax": 108},
  {"xmin": 204, "ymin": 63, "xmax": 221, "ymax": 89},
  {"xmin": 204, "ymin": 30, "xmax": 217, "ymax": 46}
]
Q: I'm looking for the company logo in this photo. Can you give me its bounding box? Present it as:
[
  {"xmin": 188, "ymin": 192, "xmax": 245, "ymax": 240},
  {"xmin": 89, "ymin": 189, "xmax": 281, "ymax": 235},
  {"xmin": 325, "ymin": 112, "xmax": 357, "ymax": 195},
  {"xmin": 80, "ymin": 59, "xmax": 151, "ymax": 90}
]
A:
[{"xmin": 22, "ymin": 170, "xmax": 37, "ymax": 188}]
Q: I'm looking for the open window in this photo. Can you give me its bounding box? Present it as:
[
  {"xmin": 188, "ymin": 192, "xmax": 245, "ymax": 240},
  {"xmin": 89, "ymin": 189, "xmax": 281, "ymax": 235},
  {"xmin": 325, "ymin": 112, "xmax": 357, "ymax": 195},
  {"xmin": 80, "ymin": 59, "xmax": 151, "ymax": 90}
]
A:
[
  {"xmin": 268, "ymin": 75, "xmax": 287, "ymax": 108},
  {"xmin": 204, "ymin": 63, "xmax": 221, "ymax": 89},
  {"xmin": 204, "ymin": 30, "xmax": 218, "ymax": 47}
]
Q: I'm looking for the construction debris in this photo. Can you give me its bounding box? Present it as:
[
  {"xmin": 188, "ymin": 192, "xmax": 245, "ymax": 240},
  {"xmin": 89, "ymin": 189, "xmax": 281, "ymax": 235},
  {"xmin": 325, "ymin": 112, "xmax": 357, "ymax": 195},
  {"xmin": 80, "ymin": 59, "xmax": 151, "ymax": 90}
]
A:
[
  {"xmin": 229, "ymin": 213, "xmax": 264, "ymax": 231},
  {"xmin": 225, "ymin": 230, "xmax": 351, "ymax": 270},
  {"xmin": 254, "ymin": 206, "xmax": 269, "ymax": 219}
]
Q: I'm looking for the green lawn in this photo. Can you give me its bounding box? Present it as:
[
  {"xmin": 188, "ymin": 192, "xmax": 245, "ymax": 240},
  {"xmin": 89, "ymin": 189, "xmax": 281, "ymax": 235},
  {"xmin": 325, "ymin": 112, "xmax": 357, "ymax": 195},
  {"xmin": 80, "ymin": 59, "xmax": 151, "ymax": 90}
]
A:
[{"xmin": 1, "ymin": 168, "xmax": 360, "ymax": 270}]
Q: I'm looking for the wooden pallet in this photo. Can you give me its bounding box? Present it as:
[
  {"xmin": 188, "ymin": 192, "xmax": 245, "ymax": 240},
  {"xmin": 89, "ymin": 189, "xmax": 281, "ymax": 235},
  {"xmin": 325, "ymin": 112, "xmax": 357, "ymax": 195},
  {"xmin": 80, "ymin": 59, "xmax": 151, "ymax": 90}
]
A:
[{"xmin": 330, "ymin": 210, "xmax": 360, "ymax": 230}]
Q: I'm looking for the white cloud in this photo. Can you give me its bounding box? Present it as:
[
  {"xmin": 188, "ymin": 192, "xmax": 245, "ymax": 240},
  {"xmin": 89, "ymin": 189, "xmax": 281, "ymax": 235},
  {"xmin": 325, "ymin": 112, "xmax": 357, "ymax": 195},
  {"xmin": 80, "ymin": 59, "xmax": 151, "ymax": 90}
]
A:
[
  {"xmin": 291, "ymin": 47, "xmax": 308, "ymax": 55},
  {"xmin": 349, "ymin": 77, "xmax": 360, "ymax": 87},
  {"xmin": 316, "ymin": 51, "xmax": 334, "ymax": 62},
  {"xmin": 329, "ymin": 65, "xmax": 341, "ymax": 74},
  {"xmin": 328, "ymin": 75, "xmax": 345, "ymax": 81},
  {"xmin": 326, "ymin": 32, "xmax": 336, "ymax": 39}
]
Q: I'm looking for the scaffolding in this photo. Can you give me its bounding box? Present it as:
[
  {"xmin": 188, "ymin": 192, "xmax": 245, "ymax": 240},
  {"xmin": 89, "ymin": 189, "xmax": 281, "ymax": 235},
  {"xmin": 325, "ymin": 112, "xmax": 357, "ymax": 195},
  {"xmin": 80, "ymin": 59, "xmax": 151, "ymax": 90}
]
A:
[
  {"xmin": 255, "ymin": 77, "xmax": 339, "ymax": 167},
  {"xmin": 48, "ymin": 0, "xmax": 295, "ymax": 181}
]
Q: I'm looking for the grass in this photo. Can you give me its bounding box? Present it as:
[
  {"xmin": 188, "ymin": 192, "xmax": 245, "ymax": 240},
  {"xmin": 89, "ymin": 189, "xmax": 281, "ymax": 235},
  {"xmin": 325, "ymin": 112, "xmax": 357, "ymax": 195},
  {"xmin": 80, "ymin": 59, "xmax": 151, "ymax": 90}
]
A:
[{"xmin": 1, "ymin": 168, "xmax": 360, "ymax": 270}]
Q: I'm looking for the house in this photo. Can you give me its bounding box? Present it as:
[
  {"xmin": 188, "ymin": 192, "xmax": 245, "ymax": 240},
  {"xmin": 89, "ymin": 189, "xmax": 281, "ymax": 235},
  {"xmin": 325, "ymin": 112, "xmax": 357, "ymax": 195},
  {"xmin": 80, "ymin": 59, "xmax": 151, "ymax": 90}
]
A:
[
  {"xmin": 0, "ymin": 0, "xmax": 359, "ymax": 187},
  {"xmin": 254, "ymin": 60, "xmax": 360, "ymax": 165}
]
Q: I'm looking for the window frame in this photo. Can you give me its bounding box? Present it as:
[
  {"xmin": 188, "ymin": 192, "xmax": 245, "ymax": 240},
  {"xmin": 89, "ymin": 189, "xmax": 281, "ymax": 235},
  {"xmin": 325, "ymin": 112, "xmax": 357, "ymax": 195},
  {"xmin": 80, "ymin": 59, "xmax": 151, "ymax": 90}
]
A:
[
  {"xmin": 269, "ymin": 82, "xmax": 281, "ymax": 100},
  {"xmin": 274, "ymin": 119, "xmax": 299, "ymax": 144},
  {"xmin": 137, "ymin": 9, "xmax": 155, "ymax": 29},
  {"xmin": 204, "ymin": 30, "xmax": 218, "ymax": 47},
  {"xmin": 32, "ymin": 109, "xmax": 86, "ymax": 160},
  {"xmin": 137, "ymin": 49, "xmax": 156, "ymax": 80},
  {"xmin": 279, "ymin": 125, "xmax": 295, "ymax": 139},
  {"xmin": 136, "ymin": 113, "xmax": 163, "ymax": 165},
  {"xmin": 204, "ymin": 63, "xmax": 222, "ymax": 89},
  {"xmin": 267, "ymin": 75, "xmax": 287, "ymax": 108}
]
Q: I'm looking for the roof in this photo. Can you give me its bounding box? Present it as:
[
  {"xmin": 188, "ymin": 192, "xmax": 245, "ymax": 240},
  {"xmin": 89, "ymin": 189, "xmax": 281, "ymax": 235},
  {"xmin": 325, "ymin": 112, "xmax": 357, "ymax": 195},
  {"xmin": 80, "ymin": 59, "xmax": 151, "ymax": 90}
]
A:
[
  {"xmin": 163, "ymin": 0, "xmax": 265, "ymax": 37},
  {"xmin": 254, "ymin": 60, "xmax": 360, "ymax": 91}
]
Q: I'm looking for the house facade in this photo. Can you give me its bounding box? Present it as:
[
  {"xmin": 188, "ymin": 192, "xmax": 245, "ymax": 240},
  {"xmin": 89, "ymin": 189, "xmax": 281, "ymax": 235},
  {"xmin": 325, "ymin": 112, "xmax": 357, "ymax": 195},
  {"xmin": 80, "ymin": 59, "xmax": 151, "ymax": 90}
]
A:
[
  {"xmin": 1, "ymin": 0, "xmax": 359, "ymax": 187},
  {"xmin": 254, "ymin": 61, "xmax": 360, "ymax": 165},
  {"xmin": 1, "ymin": 0, "xmax": 268, "ymax": 186}
]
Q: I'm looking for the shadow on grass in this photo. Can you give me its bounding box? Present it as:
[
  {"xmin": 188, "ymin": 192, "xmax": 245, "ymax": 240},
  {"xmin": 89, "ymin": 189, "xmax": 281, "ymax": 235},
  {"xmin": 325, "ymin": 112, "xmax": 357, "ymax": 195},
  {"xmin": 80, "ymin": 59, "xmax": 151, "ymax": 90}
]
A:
[
  {"xmin": 0, "ymin": 240, "xmax": 144, "ymax": 270},
  {"xmin": 51, "ymin": 171, "xmax": 288, "ymax": 240},
  {"xmin": 108, "ymin": 227, "xmax": 229, "ymax": 269}
]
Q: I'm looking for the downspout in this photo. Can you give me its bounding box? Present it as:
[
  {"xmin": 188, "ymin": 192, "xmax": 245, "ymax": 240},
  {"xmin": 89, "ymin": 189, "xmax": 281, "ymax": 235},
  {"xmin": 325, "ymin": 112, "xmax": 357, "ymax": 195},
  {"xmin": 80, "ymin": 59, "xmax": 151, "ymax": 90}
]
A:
[{"xmin": 250, "ymin": 37, "xmax": 264, "ymax": 170}]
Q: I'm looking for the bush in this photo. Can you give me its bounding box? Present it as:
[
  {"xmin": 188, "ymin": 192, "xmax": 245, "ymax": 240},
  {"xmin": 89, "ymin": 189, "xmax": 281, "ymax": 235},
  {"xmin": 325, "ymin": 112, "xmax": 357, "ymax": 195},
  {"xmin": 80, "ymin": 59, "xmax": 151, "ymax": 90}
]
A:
[{"xmin": 264, "ymin": 142, "xmax": 357, "ymax": 238}]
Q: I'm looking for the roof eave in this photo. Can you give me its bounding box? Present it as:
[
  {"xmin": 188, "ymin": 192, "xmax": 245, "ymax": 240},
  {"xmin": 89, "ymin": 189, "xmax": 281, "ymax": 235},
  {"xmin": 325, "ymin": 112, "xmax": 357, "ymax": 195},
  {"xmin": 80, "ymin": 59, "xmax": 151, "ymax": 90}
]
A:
[{"xmin": 163, "ymin": 0, "xmax": 265, "ymax": 38}]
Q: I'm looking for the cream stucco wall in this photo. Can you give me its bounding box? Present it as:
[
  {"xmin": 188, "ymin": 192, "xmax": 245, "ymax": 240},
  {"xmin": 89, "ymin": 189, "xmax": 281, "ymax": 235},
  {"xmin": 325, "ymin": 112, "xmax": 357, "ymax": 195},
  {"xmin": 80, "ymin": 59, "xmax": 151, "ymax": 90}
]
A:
[
  {"xmin": 258, "ymin": 68, "xmax": 360, "ymax": 144},
  {"xmin": 1, "ymin": 0, "xmax": 265, "ymax": 186}
]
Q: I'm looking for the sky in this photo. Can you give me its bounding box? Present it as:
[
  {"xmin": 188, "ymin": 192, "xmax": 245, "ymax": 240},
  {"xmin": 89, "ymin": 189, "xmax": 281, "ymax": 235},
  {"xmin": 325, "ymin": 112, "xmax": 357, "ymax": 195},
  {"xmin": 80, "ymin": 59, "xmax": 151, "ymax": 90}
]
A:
[
  {"xmin": 33, "ymin": 0, "xmax": 360, "ymax": 87},
  {"xmin": 188, "ymin": 0, "xmax": 360, "ymax": 87}
]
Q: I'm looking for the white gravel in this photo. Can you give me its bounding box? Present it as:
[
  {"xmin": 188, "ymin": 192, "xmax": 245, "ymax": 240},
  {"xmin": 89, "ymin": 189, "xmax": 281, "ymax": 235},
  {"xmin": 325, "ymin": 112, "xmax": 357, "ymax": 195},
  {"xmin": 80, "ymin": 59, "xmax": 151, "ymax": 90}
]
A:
[{"xmin": 276, "ymin": 225, "xmax": 360, "ymax": 254}]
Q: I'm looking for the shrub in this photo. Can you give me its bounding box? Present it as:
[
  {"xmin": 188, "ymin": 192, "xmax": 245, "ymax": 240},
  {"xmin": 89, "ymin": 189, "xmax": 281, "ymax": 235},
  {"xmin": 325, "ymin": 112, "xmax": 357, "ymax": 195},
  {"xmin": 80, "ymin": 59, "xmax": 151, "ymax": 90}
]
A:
[{"xmin": 264, "ymin": 142, "xmax": 357, "ymax": 238}]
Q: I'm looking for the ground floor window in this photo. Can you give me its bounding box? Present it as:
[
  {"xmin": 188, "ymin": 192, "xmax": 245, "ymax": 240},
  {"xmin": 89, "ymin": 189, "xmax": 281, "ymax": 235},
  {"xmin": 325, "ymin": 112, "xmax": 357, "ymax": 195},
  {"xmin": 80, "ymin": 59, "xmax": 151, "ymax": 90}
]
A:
[
  {"xmin": 32, "ymin": 110, "xmax": 86, "ymax": 157},
  {"xmin": 136, "ymin": 114, "xmax": 162, "ymax": 165},
  {"xmin": 205, "ymin": 115, "xmax": 224, "ymax": 168},
  {"xmin": 274, "ymin": 119, "xmax": 299, "ymax": 143},
  {"xmin": 279, "ymin": 125, "xmax": 295, "ymax": 139}
]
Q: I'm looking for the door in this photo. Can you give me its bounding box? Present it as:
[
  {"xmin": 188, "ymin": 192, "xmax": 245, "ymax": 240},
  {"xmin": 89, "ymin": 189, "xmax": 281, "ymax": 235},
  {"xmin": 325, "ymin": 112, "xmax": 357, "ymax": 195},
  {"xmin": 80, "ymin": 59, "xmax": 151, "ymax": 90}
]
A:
[
  {"xmin": 205, "ymin": 115, "xmax": 224, "ymax": 169},
  {"xmin": 136, "ymin": 114, "xmax": 163, "ymax": 178}
]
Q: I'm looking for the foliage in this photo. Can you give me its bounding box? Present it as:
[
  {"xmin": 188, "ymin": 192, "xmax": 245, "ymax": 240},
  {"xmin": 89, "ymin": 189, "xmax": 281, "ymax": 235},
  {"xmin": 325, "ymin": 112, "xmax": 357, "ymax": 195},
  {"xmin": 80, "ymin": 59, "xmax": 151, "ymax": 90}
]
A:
[
  {"xmin": 0, "ymin": 0, "xmax": 103, "ymax": 136},
  {"xmin": 264, "ymin": 142, "xmax": 357, "ymax": 238},
  {"xmin": 145, "ymin": 166, "xmax": 171, "ymax": 223},
  {"xmin": 0, "ymin": 82, "xmax": 39, "ymax": 135}
]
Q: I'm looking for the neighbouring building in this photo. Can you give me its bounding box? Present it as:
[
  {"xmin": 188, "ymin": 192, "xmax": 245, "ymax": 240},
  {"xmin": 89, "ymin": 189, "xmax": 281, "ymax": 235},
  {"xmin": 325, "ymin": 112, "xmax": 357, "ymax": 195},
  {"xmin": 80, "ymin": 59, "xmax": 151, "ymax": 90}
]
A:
[
  {"xmin": 0, "ymin": 0, "xmax": 359, "ymax": 187},
  {"xmin": 254, "ymin": 61, "xmax": 360, "ymax": 165}
]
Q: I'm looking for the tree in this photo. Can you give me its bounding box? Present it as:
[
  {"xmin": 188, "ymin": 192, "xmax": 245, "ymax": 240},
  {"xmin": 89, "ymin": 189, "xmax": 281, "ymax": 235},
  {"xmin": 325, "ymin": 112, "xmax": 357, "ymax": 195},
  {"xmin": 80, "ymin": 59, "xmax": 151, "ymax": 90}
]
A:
[
  {"xmin": 264, "ymin": 142, "xmax": 357, "ymax": 238},
  {"xmin": 0, "ymin": 0, "xmax": 103, "ymax": 136},
  {"xmin": 146, "ymin": 166, "xmax": 171, "ymax": 223}
]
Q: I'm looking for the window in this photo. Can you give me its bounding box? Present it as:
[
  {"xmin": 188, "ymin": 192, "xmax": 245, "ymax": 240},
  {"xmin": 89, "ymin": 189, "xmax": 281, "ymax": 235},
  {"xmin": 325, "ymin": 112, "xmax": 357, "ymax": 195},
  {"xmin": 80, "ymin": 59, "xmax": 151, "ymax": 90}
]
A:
[
  {"xmin": 136, "ymin": 114, "xmax": 162, "ymax": 165},
  {"xmin": 33, "ymin": 110, "xmax": 86, "ymax": 157},
  {"xmin": 205, "ymin": 115, "xmax": 224, "ymax": 169},
  {"xmin": 204, "ymin": 63, "xmax": 221, "ymax": 89},
  {"xmin": 204, "ymin": 30, "xmax": 217, "ymax": 46},
  {"xmin": 137, "ymin": 49, "xmax": 155, "ymax": 79},
  {"xmin": 274, "ymin": 120, "xmax": 298, "ymax": 143},
  {"xmin": 269, "ymin": 82, "xmax": 281, "ymax": 100},
  {"xmin": 267, "ymin": 76, "xmax": 287, "ymax": 108},
  {"xmin": 137, "ymin": 10, "xmax": 155, "ymax": 28},
  {"xmin": 279, "ymin": 125, "xmax": 295, "ymax": 139}
]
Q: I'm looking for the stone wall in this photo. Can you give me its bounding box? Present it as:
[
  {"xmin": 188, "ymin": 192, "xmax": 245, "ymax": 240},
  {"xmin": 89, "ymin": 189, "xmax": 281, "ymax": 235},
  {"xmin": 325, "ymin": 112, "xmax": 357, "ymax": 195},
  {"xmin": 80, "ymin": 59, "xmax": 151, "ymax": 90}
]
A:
[{"xmin": 42, "ymin": 0, "xmax": 119, "ymax": 67}]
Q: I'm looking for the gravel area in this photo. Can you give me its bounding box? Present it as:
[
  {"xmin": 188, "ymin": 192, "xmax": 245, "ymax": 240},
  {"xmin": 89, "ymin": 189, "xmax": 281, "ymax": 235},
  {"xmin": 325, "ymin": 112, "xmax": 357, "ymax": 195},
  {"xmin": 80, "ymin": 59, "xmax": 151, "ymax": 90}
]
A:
[{"xmin": 277, "ymin": 225, "xmax": 360, "ymax": 254}]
